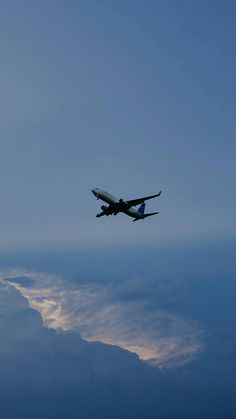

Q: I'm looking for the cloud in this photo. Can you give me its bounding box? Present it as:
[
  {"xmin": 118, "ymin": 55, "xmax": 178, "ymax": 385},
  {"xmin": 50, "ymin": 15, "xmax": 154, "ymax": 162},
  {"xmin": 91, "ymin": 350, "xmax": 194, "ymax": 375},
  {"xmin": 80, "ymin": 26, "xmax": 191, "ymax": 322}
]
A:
[
  {"xmin": 1, "ymin": 268, "xmax": 203, "ymax": 368},
  {"xmin": 0, "ymin": 280, "xmax": 153, "ymax": 384},
  {"xmin": 0, "ymin": 280, "xmax": 163, "ymax": 418},
  {"xmin": 0, "ymin": 267, "xmax": 235, "ymax": 418}
]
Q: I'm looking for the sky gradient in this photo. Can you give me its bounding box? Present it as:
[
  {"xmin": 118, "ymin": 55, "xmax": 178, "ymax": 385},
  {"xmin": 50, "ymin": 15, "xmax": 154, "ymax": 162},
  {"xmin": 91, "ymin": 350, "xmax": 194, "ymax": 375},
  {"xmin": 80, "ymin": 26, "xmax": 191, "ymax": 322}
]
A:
[
  {"xmin": 0, "ymin": 1, "xmax": 236, "ymax": 418},
  {"xmin": 0, "ymin": 0, "xmax": 235, "ymax": 249}
]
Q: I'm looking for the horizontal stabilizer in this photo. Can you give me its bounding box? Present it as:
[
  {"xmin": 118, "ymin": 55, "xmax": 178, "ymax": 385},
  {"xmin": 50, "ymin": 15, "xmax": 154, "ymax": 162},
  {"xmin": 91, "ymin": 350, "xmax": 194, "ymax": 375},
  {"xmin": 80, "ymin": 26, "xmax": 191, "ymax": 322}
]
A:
[
  {"xmin": 143, "ymin": 212, "xmax": 159, "ymax": 218},
  {"xmin": 133, "ymin": 211, "xmax": 159, "ymax": 221}
]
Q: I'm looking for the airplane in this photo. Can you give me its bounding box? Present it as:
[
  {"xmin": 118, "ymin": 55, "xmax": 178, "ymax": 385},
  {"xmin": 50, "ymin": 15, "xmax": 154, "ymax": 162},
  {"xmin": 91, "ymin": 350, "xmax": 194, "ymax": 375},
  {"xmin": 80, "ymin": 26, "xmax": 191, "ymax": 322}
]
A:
[{"xmin": 91, "ymin": 188, "xmax": 161, "ymax": 221}]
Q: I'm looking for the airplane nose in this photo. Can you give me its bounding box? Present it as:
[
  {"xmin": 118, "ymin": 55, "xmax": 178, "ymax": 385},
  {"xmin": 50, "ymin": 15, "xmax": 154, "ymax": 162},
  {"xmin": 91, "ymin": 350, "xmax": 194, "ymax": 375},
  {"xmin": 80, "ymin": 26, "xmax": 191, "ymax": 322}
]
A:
[{"xmin": 91, "ymin": 189, "xmax": 97, "ymax": 197}]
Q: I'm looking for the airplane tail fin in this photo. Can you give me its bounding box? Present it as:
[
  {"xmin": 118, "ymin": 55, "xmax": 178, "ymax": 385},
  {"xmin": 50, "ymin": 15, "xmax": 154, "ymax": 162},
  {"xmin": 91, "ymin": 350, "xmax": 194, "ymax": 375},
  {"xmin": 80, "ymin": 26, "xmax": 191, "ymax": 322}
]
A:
[
  {"xmin": 138, "ymin": 202, "xmax": 145, "ymax": 215},
  {"xmin": 138, "ymin": 203, "xmax": 159, "ymax": 218},
  {"xmin": 133, "ymin": 204, "xmax": 159, "ymax": 221}
]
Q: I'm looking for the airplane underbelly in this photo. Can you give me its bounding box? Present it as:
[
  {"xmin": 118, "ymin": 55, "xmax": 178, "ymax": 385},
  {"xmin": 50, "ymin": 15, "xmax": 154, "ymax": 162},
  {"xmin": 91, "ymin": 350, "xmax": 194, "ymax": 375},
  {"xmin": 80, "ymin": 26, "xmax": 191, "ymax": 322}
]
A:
[{"xmin": 125, "ymin": 208, "xmax": 141, "ymax": 218}]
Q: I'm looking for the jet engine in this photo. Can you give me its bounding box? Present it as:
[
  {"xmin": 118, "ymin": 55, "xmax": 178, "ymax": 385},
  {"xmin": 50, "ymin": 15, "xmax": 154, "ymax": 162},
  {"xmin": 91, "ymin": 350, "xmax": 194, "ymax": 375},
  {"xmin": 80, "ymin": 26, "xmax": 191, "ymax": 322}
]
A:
[{"xmin": 101, "ymin": 205, "xmax": 108, "ymax": 211}]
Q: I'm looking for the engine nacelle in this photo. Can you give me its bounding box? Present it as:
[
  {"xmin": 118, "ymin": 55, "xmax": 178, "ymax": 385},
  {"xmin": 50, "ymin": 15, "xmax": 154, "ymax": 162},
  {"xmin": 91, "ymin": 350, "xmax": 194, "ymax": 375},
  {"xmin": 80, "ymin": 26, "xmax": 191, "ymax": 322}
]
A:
[{"xmin": 101, "ymin": 205, "xmax": 108, "ymax": 211}]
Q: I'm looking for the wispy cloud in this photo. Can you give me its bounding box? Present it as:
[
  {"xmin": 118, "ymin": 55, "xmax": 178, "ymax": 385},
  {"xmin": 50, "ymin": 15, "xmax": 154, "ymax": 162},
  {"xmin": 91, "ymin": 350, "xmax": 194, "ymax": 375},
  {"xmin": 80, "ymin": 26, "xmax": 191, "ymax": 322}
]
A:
[{"xmin": 0, "ymin": 268, "xmax": 203, "ymax": 368}]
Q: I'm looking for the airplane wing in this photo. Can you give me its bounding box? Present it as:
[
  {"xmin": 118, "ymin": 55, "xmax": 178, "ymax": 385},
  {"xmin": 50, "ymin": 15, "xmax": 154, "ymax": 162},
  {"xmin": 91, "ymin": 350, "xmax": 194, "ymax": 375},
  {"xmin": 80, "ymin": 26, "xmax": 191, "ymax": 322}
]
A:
[
  {"xmin": 96, "ymin": 211, "xmax": 107, "ymax": 218},
  {"xmin": 96, "ymin": 205, "xmax": 118, "ymax": 218},
  {"xmin": 127, "ymin": 191, "xmax": 162, "ymax": 207}
]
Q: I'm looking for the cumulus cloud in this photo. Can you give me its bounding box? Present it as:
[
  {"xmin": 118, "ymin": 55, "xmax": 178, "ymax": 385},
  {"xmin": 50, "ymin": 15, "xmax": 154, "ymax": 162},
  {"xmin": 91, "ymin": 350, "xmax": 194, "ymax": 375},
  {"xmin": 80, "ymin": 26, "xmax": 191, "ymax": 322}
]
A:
[
  {"xmin": 1, "ymin": 268, "xmax": 203, "ymax": 368},
  {"xmin": 0, "ymin": 280, "xmax": 165, "ymax": 418},
  {"xmin": 0, "ymin": 280, "xmax": 151, "ymax": 385},
  {"xmin": 0, "ymin": 267, "xmax": 235, "ymax": 419}
]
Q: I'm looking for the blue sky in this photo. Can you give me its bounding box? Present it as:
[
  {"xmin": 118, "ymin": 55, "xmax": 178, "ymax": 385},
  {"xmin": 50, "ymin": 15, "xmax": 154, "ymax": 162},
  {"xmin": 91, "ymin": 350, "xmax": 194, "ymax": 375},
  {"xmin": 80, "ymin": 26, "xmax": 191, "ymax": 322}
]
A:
[
  {"xmin": 0, "ymin": 0, "xmax": 235, "ymax": 250},
  {"xmin": 0, "ymin": 2, "xmax": 236, "ymax": 417}
]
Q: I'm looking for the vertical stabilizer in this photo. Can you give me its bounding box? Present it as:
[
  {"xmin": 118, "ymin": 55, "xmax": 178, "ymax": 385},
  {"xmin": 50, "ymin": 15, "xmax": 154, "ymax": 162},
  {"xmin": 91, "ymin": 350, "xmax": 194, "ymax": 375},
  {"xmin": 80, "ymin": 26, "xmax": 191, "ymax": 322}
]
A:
[{"xmin": 138, "ymin": 202, "xmax": 145, "ymax": 215}]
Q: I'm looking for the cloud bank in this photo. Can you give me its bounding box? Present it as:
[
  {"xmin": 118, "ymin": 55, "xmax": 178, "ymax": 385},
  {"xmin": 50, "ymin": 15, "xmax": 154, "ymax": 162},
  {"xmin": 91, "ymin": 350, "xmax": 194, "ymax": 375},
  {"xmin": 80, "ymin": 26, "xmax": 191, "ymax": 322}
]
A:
[
  {"xmin": 0, "ymin": 265, "xmax": 236, "ymax": 418},
  {"xmin": 1, "ymin": 268, "xmax": 203, "ymax": 368},
  {"xmin": 0, "ymin": 280, "xmax": 164, "ymax": 419}
]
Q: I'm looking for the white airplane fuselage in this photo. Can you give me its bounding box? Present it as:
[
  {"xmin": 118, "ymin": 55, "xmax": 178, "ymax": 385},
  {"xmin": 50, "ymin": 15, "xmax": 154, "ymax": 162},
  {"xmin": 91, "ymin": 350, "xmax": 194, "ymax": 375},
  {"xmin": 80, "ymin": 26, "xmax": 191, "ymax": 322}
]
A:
[{"xmin": 92, "ymin": 188, "xmax": 144, "ymax": 220}]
